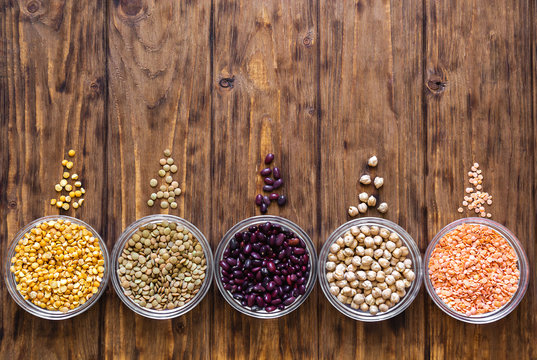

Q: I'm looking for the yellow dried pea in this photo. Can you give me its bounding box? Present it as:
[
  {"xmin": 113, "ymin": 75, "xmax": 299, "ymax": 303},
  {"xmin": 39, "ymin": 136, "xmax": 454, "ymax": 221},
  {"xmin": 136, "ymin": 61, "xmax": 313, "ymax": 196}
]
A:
[{"xmin": 10, "ymin": 219, "xmax": 104, "ymax": 312}]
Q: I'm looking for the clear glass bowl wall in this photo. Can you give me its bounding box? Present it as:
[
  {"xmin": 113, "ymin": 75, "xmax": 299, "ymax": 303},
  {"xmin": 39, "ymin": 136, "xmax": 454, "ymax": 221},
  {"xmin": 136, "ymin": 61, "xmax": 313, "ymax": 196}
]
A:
[
  {"xmin": 318, "ymin": 217, "xmax": 423, "ymax": 322},
  {"xmin": 111, "ymin": 215, "xmax": 214, "ymax": 320},
  {"xmin": 4, "ymin": 215, "xmax": 110, "ymax": 320},
  {"xmin": 424, "ymin": 217, "xmax": 529, "ymax": 324},
  {"xmin": 214, "ymin": 215, "xmax": 318, "ymax": 319}
]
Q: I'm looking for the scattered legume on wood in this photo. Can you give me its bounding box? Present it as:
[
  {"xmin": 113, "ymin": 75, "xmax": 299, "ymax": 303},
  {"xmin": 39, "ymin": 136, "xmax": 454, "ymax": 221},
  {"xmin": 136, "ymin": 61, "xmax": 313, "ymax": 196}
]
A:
[
  {"xmin": 147, "ymin": 149, "xmax": 183, "ymax": 209},
  {"xmin": 255, "ymin": 153, "xmax": 287, "ymax": 213},
  {"xmin": 458, "ymin": 162, "xmax": 492, "ymax": 218},
  {"xmin": 50, "ymin": 150, "xmax": 85, "ymax": 211}
]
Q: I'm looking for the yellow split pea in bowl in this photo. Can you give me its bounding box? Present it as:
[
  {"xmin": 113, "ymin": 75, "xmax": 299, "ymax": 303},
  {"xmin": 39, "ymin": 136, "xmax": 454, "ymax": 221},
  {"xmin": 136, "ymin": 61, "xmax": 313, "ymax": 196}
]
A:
[{"xmin": 5, "ymin": 216, "xmax": 110, "ymax": 320}]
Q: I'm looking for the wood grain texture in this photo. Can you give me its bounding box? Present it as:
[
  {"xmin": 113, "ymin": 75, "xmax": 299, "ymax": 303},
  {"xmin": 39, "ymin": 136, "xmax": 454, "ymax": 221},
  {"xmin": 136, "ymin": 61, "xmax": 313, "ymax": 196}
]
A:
[
  {"xmin": 211, "ymin": 1, "xmax": 318, "ymax": 358},
  {"xmin": 0, "ymin": 0, "xmax": 107, "ymax": 359},
  {"xmin": 1, "ymin": 0, "xmax": 536, "ymax": 358},
  {"xmin": 424, "ymin": 0, "xmax": 536, "ymax": 358},
  {"xmin": 106, "ymin": 0, "xmax": 212, "ymax": 359},
  {"xmin": 318, "ymin": 0, "xmax": 425, "ymax": 359}
]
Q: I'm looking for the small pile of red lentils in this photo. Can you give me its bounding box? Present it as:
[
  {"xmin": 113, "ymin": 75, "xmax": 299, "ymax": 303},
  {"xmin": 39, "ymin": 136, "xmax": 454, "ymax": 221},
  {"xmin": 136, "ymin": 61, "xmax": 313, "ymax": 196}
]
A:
[
  {"xmin": 458, "ymin": 162, "xmax": 492, "ymax": 218},
  {"xmin": 429, "ymin": 223, "xmax": 519, "ymax": 316}
]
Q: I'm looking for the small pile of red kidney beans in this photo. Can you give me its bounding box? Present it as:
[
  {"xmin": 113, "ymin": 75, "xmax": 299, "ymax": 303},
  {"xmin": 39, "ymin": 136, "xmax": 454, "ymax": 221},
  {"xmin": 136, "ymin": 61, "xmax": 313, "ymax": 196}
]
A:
[
  {"xmin": 255, "ymin": 153, "xmax": 287, "ymax": 213},
  {"xmin": 219, "ymin": 222, "xmax": 310, "ymax": 312}
]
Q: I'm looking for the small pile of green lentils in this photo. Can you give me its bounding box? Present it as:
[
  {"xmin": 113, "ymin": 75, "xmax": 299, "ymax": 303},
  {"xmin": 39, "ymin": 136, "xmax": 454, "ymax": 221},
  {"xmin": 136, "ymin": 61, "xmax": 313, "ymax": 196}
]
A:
[
  {"xmin": 117, "ymin": 220, "xmax": 206, "ymax": 310},
  {"xmin": 147, "ymin": 149, "xmax": 182, "ymax": 209}
]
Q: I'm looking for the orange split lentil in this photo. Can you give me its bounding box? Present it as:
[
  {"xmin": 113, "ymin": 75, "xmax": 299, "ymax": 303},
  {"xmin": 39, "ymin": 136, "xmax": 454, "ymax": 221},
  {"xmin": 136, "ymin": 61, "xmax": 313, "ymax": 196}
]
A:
[
  {"xmin": 429, "ymin": 223, "xmax": 519, "ymax": 316},
  {"xmin": 10, "ymin": 219, "xmax": 105, "ymax": 313}
]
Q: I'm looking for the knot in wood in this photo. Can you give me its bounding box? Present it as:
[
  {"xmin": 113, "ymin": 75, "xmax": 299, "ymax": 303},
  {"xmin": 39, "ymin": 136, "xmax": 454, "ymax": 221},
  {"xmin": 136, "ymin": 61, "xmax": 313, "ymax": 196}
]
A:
[
  {"xmin": 219, "ymin": 77, "xmax": 235, "ymax": 89},
  {"xmin": 8, "ymin": 200, "xmax": 17, "ymax": 209},
  {"xmin": 302, "ymin": 31, "xmax": 315, "ymax": 48},
  {"xmin": 303, "ymin": 36, "xmax": 313, "ymax": 48},
  {"xmin": 26, "ymin": 0, "xmax": 40, "ymax": 13},
  {"xmin": 426, "ymin": 69, "xmax": 448, "ymax": 95},
  {"xmin": 119, "ymin": 0, "xmax": 143, "ymax": 16}
]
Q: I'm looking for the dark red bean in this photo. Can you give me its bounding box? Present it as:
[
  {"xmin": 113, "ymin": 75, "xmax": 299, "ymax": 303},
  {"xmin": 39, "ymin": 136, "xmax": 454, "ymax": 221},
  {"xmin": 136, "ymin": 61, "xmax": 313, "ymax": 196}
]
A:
[
  {"xmin": 260, "ymin": 203, "xmax": 268, "ymax": 213},
  {"xmin": 283, "ymin": 297, "xmax": 296, "ymax": 306},
  {"xmin": 275, "ymin": 233, "xmax": 285, "ymax": 246},
  {"xmin": 253, "ymin": 284, "xmax": 266, "ymax": 292},
  {"xmin": 273, "ymin": 178, "xmax": 283, "ymax": 189},
  {"xmin": 260, "ymin": 167, "xmax": 272, "ymax": 176},
  {"xmin": 264, "ymin": 153, "xmax": 275, "ymax": 164},
  {"xmin": 294, "ymin": 248, "xmax": 306, "ymax": 255},
  {"xmin": 265, "ymin": 306, "xmax": 277, "ymax": 312},
  {"xmin": 220, "ymin": 260, "xmax": 231, "ymax": 272},
  {"xmin": 271, "ymin": 298, "xmax": 282, "ymax": 305},
  {"xmin": 273, "ymin": 167, "xmax": 281, "ymax": 179},
  {"xmin": 263, "ymin": 293, "xmax": 272, "ymax": 304},
  {"xmin": 264, "ymin": 177, "xmax": 274, "ymax": 185},
  {"xmin": 269, "ymin": 193, "xmax": 279, "ymax": 201},
  {"xmin": 255, "ymin": 194, "xmax": 263, "ymax": 206},
  {"xmin": 277, "ymin": 195, "xmax": 287, "ymax": 206},
  {"xmin": 266, "ymin": 281, "xmax": 276, "ymax": 291},
  {"xmin": 256, "ymin": 296, "xmax": 266, "ymax": 308},
  {"xmin": 263, "ymin": 196, "xmax": 271, "ymax": 205},
  {"xmin": 263, "ymin": 185, "xmax": 273, "ymax": 192},
  {"xmin": 247, "ymin": 294, "xmax": 256, "ymax": 307},
  {"xmin": 226, "ymin": 258, "xmax": 237, "ymax": 266},
  {"xmin": 267, "ymin": 261, "xmax": 276, "ymax": 273}
]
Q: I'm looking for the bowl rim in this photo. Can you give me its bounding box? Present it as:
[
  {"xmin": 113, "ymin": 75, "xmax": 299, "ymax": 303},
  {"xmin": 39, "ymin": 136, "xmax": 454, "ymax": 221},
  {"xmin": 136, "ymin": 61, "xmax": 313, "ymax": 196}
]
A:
[
  {"xmin": 111, "ymin": 214, "xmax": 214, "ymax": 320},
  {"xmin": 4, "ymin": 215, "xmax": 110, "ymax": 320},
  {"xmin": 423, "ymin": 217, "xmax": 530, "ymax": 324},
  {"xmin": 318, "ymin": 217, "xmax": 423, "ymax": 322},
  {"xmin": 214, "ymin": 215, "xmax": 318, "ymax": 319}
]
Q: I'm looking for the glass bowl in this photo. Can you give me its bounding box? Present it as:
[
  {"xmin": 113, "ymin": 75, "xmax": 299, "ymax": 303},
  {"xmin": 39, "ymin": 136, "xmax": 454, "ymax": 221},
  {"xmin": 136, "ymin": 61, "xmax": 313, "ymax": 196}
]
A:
[
  {"xmin": 111, "ymin": 215, "xmax": 213, "ymax": 319},
  {"xmin": 214, "ymin": 215, "xmax": 317, "ymax": 319},
  {"xmin": 4, "ymin": 215, "xmax": 110, "ymax": 320},
  {"xmin": 424, "ymin": 218, "xmax": 529, "ymax": 324},
  {"xmin": 319, "ymin": 217, "xmax": 423, "ymax": 322}
]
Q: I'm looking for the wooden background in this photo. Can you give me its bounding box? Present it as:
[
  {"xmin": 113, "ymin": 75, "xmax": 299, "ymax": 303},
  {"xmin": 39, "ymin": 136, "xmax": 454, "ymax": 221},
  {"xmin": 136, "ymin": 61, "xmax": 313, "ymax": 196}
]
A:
[{"xmin": 1, "ymin": 0, "xmax": 535, "ymax": 359}]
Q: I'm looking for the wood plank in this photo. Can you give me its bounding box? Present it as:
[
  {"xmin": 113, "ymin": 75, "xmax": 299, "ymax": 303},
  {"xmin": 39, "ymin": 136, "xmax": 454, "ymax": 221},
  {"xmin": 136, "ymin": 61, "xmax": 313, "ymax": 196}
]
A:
[
  {"xmin": 105, "ymin": 0, "xmax": 212, "ymax": 358},
  {"xmin": 0, "ymin": 0, "xmax": 106, "ymax": 358},
  {"xmin": 211, "ymin": 1, "xmax": 319, "ymax": 358},
  {"xmin": 318, "ymin": 0, "xmax": 426, "ymax": 359},
  {"xmin": 424, "ymin": 0, "xmax": 536, "ymax": 358}
]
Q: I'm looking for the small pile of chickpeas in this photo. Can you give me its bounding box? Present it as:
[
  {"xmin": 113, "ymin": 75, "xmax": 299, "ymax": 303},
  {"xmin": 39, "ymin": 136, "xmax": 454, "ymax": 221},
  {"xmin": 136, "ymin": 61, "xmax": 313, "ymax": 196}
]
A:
[{"xmin": 325, "ymin": 224, "xmax": 415, "ymax": 315}]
